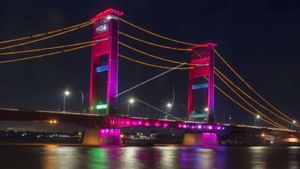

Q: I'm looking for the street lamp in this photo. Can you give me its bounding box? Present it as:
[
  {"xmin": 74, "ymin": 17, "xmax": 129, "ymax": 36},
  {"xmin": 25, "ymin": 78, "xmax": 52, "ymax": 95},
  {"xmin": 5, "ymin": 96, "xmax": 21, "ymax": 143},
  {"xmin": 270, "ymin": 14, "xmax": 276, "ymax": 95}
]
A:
[
  {"xmin": 203, "ymin": 107, "xmax": 209, "ymax": 122},
  {"xmin": 127, "ymin": 97, "xmax": 135, "ymax": 116},
  {"xmin": 166, "ymin": 102, "xmax": 172, "ymax": 109},
  {"xmin": 165, "ymin": 102, "xmax": 173, "ymax": 119},
  {"xmin": 204, "ymin": 107, "xmax": 209, "ymax": 112},
  {"xmin": 254, "ymin": 114, "xmax": 260, "ymax": 126},
  {"xmin": 291, "ymin": 120, "xmax": 297, "ymax": 129},
  {"xmin": 80, "ymin": 90, "xmax": 85, "ymax": 113},
  {"xmin": 63, "ymin": 90, "xmax": 70, "ymax": 112}
]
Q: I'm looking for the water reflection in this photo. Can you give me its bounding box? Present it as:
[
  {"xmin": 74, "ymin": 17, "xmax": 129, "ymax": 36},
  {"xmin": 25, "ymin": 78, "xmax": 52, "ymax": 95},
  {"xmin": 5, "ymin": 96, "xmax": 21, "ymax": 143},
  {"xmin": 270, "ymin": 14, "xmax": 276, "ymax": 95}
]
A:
[
  {"xmin": 88, "ymin": 148, "xmax": 108, "ymax": 169},
  {"xmin": 0, "ymin": 145, "xmax": 300, "ymax": 169}
]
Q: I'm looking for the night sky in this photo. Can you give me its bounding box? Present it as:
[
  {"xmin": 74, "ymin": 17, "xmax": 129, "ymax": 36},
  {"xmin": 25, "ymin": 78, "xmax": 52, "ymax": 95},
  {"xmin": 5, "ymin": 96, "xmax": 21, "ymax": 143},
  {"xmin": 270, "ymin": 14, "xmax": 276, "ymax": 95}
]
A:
[{"xmin": 0, "ymin": 0, "xmax": 300, "ymax": 131}]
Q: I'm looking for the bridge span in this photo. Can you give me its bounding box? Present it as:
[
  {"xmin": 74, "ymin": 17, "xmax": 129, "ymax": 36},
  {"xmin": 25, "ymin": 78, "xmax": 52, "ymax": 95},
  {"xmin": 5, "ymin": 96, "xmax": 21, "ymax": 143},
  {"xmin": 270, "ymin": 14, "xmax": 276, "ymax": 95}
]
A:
[{"xmin": 1, "ymin": 108, "xmax": 299, "ymax": 146}]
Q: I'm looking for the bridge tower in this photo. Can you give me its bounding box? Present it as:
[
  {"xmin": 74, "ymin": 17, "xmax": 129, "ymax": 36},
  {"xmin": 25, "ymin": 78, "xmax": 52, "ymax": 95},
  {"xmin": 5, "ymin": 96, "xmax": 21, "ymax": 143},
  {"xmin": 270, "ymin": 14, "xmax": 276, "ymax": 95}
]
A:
[
  {"xmin": 187, "ymin": 43, "xmax": 217, "ymax": 122},
  {"xmin": 89, "ymin": 9, "xmax": 123, "ymax": 114}
]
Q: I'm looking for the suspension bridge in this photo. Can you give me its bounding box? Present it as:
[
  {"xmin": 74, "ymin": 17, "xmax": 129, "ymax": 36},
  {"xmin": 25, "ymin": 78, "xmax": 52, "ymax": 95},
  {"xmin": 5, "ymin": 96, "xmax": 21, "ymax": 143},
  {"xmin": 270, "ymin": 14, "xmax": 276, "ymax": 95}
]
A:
[{"xmin": 0, "ymin": 8, "xmax": 299, "ymax": 146}]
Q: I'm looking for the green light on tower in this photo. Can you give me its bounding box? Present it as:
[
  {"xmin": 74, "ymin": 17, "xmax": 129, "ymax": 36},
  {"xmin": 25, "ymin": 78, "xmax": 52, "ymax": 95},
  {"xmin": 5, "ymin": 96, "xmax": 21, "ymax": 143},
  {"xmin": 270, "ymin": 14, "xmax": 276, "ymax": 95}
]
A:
[{"xmin": 96, "ymin": 104, "xmax": 108, "ymax": 110}]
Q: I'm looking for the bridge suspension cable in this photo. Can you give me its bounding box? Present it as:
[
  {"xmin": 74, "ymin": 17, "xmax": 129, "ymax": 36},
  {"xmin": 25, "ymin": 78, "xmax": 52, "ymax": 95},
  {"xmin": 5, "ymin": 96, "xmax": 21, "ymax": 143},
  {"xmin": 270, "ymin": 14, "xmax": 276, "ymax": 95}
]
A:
[
  {"xmin": 214, "ymin": 71, "xmax": 287, "ymax": 129},
  {"xmin": 0, "ymin": 40, "xmax": 98, "ymax": 56},
  {"xmin": 119, "ymin": 31, "xmax": 191, "ymax": 51},
  {"xmin": 119, "ymin": 53, "xmax": 287, "ymax": 128},
  {"xmin": 119, "ymin": 18, "xmax": 197, "ymax": 46},
  {"xmin": 213, "ymin": 49, "xmax": 294, "ymax": 123},
  {"xmin": 0, "ymin": 21, "xmax": 92, "ymax": 44},
  {"xmin": 215, "ymin": 67, "xmax": 300, "ymax": 128},
  {"xmin": 119, "ymin": 54, "xmax": 192, "ymax": 70},
  {"xmin": 116, "ymin": 61, "xmax": 188, "ymax": 97},
  {"xmin": 0, "ymin": 43, "xmax": 94, "ymax": 64},
  {"xmin": 0, "ymin": 22, "xmax": 92, "ymax": 51},
  {"xmin": 119, "ymin": 41, "xmax": 197, "ymax": 66},
  {"xmin": 214, "ymin": 84, "xmax": 284, "ymax": 129}
]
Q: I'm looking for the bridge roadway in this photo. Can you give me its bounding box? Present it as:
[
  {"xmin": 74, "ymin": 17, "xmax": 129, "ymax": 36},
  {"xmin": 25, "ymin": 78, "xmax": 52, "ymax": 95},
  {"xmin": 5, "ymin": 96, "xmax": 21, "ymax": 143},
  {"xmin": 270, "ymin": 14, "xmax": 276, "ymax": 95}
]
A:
[{"xmin": 0, "ymin": 108, "xmax": 299, "ymax": 136}]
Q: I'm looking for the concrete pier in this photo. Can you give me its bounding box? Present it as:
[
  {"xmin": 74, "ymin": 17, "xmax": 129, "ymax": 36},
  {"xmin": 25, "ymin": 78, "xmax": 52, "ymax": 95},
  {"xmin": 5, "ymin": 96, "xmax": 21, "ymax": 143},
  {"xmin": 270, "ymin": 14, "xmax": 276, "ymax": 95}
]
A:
[{"xmin": 82, "ymin": 128, "xmax": 121, "ymax": 146}]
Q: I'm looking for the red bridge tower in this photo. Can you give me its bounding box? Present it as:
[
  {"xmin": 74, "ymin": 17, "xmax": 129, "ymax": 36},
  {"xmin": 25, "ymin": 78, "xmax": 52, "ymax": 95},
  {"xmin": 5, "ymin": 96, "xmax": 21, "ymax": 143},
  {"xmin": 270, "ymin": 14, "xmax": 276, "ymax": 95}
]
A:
[
  {"xmin": 187, "ymin": 43, "xmax": 217, "ymax": 122},
  {"xmin": 89, "ymin": 9, "xmax": 123, "ymax": 114}
]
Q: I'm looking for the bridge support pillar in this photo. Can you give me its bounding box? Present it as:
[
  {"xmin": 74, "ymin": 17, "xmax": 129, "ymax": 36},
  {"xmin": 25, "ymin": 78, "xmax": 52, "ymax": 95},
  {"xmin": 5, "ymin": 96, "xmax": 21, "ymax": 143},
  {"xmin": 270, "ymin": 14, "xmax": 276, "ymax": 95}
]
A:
[
  {"xmin": 182, "ymin": 133, "xmax": 218, "ymax": 147},
  {"xmin": 82, "ymin": 128, "xmax": 121, "ymax": 146}
]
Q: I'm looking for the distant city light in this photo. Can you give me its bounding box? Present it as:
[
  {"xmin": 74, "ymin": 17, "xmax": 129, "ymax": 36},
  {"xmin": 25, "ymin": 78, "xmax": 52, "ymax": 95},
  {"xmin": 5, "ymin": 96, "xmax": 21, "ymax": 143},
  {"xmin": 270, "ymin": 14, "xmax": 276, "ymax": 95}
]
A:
[
  {"xmin": 204, "ymin": 107, "xmax": 209, "ymax": 112},
  {"xmin": 293, "ymin": 120, "xmax": 297, "ymax": 124},
  {"xmin": 49, "ymin": 119, "xmax": 58, "ymax": 125}
]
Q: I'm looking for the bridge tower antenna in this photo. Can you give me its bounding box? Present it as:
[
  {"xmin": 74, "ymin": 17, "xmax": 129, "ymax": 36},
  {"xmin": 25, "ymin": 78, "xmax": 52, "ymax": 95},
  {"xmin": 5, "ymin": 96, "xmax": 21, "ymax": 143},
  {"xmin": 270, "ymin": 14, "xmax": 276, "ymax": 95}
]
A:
[
  {"xmin": 89, "ymin": 9, "xmax": 124, "ymax": 114},
  {"xmin": 187, "ymin": 43, "xmax": 217, "ymax": 122}
]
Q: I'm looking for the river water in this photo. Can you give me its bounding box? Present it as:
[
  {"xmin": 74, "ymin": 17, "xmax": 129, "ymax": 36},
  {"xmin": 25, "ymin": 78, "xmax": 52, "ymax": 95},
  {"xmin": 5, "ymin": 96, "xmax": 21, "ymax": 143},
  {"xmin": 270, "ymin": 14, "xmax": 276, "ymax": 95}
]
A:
[{"xmin": 0, "ymin": 145, "xmax": 299, "ymax": 169}]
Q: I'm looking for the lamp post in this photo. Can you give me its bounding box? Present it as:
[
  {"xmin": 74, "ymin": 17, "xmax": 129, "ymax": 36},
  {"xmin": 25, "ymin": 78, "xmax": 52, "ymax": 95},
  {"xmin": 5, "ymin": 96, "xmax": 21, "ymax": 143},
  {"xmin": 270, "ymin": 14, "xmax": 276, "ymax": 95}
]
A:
[
  {"xmin": 292, "ymin": 120, "xmax": 297, "ymax": 129},
  {"xmin": 127, "ymin": 98, "xmax": 135, "ymax": 116},
  {"xmin": 254, "ymin": 114, "xmax": 260, "ymax": 126},
  {"xmin": 63, "ymin": 90, "xmax": 70, "ymax": 112},
  {"xmin": 204, "ymin": 107, "xmax": 209, "ymax": 122},
  {"xmin": 80, "ymin": 90, "xmax": 84, "ymax": 113},
  {"xmin": 165, "ymin": 102, "xmax": 172, "ymax": 119}
]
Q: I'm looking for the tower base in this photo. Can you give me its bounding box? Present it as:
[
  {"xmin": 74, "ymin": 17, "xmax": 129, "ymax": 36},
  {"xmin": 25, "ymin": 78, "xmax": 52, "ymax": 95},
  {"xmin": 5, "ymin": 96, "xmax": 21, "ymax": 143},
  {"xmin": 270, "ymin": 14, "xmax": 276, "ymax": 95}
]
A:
[
  {"xmin": 182, "ymin": 133, "xmax": 218, "ymax": 147},
  {"xmin": 82, "ymin": 128, "xmax": 121, "ymax": 146}
]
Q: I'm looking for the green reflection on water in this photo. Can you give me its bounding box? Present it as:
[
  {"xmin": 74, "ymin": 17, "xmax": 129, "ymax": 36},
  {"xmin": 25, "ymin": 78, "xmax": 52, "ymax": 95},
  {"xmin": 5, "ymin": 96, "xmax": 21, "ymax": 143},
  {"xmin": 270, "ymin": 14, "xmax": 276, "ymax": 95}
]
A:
[{"xmin": 89, "ymin": 148, "xmax": 108, "ymax": 169}]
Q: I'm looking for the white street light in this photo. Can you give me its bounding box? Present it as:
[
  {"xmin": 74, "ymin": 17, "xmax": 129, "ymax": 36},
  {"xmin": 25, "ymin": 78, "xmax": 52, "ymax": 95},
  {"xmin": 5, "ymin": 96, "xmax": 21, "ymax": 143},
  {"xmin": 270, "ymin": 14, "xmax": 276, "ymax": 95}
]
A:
[
  {"xmin": 204, "ymin": 107, "xmax": 209, "ymax": 112},
  {"xmin": 63, "ymin": 90, "xmax": 71, "ymax": 112},
  {"xmin": 128, "ymin": 98, "xmax": 135, "ymax": 104},
  {"xmin": 254, "ymin": 114, "xmax": 260, "ymax": 126},
  {"xmin": 164, "ymin": 102, "xmax": 173, "ymax": 119},
  {"xmin": 293, "ymin": 120, "xmax": 297, "ymax": 124},
  {"xmin": 166, "ymin": 102, "xmax": 172, "ymax": 108},
  {"xmin": 64, "ymin": 90, "xmax": 70, "ymax": 96},
  {"xmin": 127, "ymin": 97, "xmax": 135, "ymax": 116}
]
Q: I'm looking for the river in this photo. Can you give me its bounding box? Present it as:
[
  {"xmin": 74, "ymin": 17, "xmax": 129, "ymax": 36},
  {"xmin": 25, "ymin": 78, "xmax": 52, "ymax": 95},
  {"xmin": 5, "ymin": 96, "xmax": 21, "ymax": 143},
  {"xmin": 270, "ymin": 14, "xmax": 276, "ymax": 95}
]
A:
[{"xmin": 0, "ymin": 145, "xmax": 299, "ymax": 169}]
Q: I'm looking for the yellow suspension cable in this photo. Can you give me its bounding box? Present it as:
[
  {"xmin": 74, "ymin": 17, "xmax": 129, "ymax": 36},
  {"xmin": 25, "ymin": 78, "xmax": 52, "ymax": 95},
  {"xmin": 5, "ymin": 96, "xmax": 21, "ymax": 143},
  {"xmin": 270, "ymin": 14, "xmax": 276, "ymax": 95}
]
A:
[
  {"xmin": 0, "ymin": 40, "xmax": 96, "ymax": 56},
  {"xmin": 215, "ymin": 67, "xmax": 300, "ymax": 128},
  {"xmin": 119, "ymin": 31, "xmax": 191, "ymax": 51},
  {"xmin": 215, "ymin": 71, "xmax": 287, "ymax": 129},
  {"xmin": 213, "ymin": 49, "xmax": 293, "ymax": 122},
  {"xmin": 119, "ymin": 18, "xmax": 197, "ymax": 46},
  {"xmin": 0, "ymin": 43, "xmax": 94, "ymax": 64},
  {"xmin": 0, "ymin": 21, "xmax": 92, "ymax": 44},
  {"xmin": 119, "ymin": 54, "xmax": 192, "ymax": 70},
  {"xmin": 119, "ymin": 41, "xmax": 198, "ymax": 67},
  {"xmin": 119, "ymin": 51, "xmax": 282, "ymax": 127},
  {"xmin": 0, "ymin": 22, "xmax": 92, "ymax": 51},
  {"xmin": 214, "ymin": 84, "xmax": 284, "ymax": 129}
]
